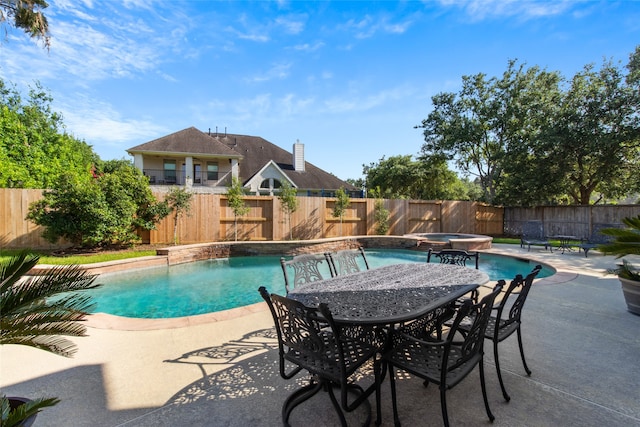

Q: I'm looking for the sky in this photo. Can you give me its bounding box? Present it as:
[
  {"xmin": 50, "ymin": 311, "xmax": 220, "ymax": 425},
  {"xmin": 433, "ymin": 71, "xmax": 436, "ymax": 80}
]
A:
[{"xmin": 1, "ymin": 1, "xmax": 639, "ymax": 181}]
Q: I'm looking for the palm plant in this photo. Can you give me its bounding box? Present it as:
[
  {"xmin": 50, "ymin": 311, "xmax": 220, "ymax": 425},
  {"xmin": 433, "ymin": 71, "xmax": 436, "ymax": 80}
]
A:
[
  {"xmin": 599, "ymin": 215, "xmax": 640, "ymax": 281},
  {"xmin": 1, "ymin": 250, "xmax": 100, "ymax": 427}
]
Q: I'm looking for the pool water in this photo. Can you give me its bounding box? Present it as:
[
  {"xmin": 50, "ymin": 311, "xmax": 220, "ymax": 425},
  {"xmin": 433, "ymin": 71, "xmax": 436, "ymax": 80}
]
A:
[{"xmin": 88, "ymin": 249, "xmax": 553, "ymax": 319}]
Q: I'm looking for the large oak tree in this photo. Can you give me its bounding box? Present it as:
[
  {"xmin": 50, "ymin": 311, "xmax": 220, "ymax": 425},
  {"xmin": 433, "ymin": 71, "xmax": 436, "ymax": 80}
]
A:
[{"xmin": 419, "ymin": 47, "xmax": 640, "ymax": 206}]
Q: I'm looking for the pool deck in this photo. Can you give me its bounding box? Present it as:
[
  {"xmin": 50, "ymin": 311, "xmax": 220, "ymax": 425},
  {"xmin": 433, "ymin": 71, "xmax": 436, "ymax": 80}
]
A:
[{"xmin": 2, "ymin": 244, "xmax": 640, "ymax": 426}]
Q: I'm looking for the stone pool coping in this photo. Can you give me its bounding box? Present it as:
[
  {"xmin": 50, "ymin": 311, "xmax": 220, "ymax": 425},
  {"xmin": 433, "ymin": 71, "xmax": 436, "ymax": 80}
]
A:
[
  {"xmin": 408, "ymin": 232, "xmax": 494, "ymax": 251},
  {"xmin": 32, "ymin": 238, "xmax": 568, "ymax": 331}
]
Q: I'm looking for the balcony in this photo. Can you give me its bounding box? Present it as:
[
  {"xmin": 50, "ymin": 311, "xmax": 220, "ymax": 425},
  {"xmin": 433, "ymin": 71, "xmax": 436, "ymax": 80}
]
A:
[{"xmin": 143, "ymin": 169, "xmax": 221, "ymax": 187}]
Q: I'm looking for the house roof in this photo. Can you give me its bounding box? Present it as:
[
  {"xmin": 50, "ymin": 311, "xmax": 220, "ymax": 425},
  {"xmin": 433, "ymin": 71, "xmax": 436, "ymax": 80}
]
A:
[
  {"xmin": 127, "ymin": 127, "xmax": 242, "ymax": 158},
  {"xmin": 128, "ymin": 127, "xmax": 357, "ymax": 191}
]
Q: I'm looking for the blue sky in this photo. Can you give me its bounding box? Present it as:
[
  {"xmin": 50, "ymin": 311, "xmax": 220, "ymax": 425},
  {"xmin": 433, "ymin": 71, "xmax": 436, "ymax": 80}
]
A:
[{"xmin": 1, "ymin": 1, "xmax": 639, "ymax": 181}]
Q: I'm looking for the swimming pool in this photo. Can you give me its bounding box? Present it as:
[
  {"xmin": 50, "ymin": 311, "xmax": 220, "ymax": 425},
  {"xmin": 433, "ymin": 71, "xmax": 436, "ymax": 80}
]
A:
[{"xmin": 88, "ymin": 249, "xmax": 553, "ymax": 319}]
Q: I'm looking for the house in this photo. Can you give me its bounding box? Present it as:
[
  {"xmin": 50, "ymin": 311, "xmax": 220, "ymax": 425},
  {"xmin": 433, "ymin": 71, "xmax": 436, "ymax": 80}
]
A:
[{"xmin": 126, "ymin": 127, "xmax": 361, "ymax": 197}]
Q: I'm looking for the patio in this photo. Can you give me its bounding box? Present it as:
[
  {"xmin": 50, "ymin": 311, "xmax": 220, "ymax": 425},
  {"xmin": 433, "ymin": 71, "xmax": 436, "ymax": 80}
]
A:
[{"xmin": 1, "ymin": 244, "xmax": 640, "ymax": 426}]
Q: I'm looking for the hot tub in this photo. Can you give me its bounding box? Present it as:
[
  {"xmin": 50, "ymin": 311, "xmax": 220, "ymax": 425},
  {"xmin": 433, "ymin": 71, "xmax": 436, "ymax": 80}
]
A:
[{"xmin": 407, "ymin": 232, "xmax": 493, "ymax": 251}]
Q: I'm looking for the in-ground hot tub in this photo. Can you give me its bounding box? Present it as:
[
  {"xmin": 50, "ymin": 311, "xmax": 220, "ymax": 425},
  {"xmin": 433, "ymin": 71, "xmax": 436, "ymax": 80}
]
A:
[{"xmin": 408, "ymin": 232, "xmax": 493, "ymax": 251}]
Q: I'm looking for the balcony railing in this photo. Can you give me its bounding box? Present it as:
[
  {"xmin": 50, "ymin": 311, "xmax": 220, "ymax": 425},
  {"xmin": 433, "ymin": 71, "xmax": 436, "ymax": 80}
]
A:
[{"xmin": 142, "ymin": 169, "xmax": 219, "ymax": 186}]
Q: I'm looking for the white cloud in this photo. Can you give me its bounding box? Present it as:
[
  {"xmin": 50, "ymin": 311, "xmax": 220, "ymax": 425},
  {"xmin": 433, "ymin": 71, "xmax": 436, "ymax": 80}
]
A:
[
  {"xmin": 291, "ymin": 41, "xmax": 325, "ymax": 52},
  {"xmin": 343, "ymin": 14, "xmax": 414, "ymax": 39},
  {"xmin": 439, "ymin": 0, "xmax": 575, "ymax": 21},
  {"xmin": 322, "ymin": 84, "xmax": 425, "ymax": 115},
  {"xmin": 245, "ymin": 63, "xmax": 292, "ymax": 83},
  {"xmin": 275, "ymin": 16, "xmax": 306, "ymax": 34},
  {"xmin": 58, "ymin": 94, "xmax": 166, "ymax": 156}
]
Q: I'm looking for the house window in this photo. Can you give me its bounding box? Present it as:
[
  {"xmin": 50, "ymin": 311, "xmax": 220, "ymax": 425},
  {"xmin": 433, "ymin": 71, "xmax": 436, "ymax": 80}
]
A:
[
  {"xmin": 164, "ymin": 160, "xmax": 176, "ymax": 184},
  {"xmin": 260, "ymin": 179, "xmax": 282, "ymax": 189},
  {"xmin": 207, "ymin": 162, "xmax": 219, "ymax": 181}
]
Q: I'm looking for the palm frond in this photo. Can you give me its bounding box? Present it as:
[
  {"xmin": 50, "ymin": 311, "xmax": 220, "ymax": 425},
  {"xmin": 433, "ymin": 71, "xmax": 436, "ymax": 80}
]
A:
[
  {"xmin": 0, "ymin": 250, "xmax": 100, "ymax": 357},
  {"xmin": 1, "ymin": 395, "xmax": 60, "ymax": 427}
]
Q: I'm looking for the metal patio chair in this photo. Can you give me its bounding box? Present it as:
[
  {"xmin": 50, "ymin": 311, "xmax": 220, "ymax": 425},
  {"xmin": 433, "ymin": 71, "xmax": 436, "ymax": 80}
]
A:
[
  {"xmin": 376, "ymin": 282, "xmax": 503, "ymax": 427},
  {"xmin": 259, "ymin": 286, "xmax": 378, "ymax": 427},
  {"xmin": 280, "ymin": 253, "xmax": 334, "ymax": 294},
  {"xmin": 328, "ymin": 246, "xmax": 370, "ymax": 276},
  {"xmin": 520, "ymin": 221, "xmax": 551, "ymax": 252},
  {"xmin": 578, "ymin": 223, "xmax": 620, "ymax": 257},
  {"xmin": 427, "ymin": 248, "xmax": 479, "ymax": 269},
  {"xmin": 461, "ymin": 264, "xmax": 542, "ymax": 402},
  {"xmin": 427, "ymin": 249, "xmax": 480, "ymax": 302}
]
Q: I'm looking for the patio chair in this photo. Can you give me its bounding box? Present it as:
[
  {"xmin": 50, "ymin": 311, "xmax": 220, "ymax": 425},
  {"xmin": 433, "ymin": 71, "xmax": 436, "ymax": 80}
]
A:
[
  {"xmin": 427, "ymin": 249, "xmax": 479, "ymax": 269},
  {"xmin": 328, "ymin": 246, "xmax": 370, "ymax": 276},
  {"xmin": 259, "ymin": 287, "xmax": 378, "ymax": 427},
  {"xmin": 578, "ymin": 223, "xmax": 620, "ymax": 257},
  {"xmin": 427, "ymin": 249, "xmax": 480, "ymax": 302},
  {"xmin": 520, "ymin": 221, "xmax": 551, "ymax": 251},
  {"xmin": 460, "ymin": 264, "xmax": 542, "ymax": 402},
  {"xmin": 280, "ymin": 253, "xmax": 334, "ymax": 294},
  {"xmin": 376, "ymin": 282, "xmax": 503, "ymax": 427}
]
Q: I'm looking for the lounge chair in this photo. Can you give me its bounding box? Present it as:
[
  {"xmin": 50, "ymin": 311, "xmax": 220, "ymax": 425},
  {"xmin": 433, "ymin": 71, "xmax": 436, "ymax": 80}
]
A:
[
  {"xmin": 578, "ymin": 223, "xmax": 620, "ymax": 257},
  {"xmin": 520, "ymin": 221, "xmax": 551, "ymax": 251}
]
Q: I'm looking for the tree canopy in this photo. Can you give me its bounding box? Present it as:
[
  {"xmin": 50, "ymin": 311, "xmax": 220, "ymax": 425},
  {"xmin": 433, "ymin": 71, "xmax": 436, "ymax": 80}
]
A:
[
  {"xmin": 27, "ymin": 160, "xmax": 170, "ymax": 248},
  {"xmin": 418, "ymin": 46, "xmax": 640, "ymax": 206},
  {"xmin": 362, "ymin": 153, "xmax": 474, "ymax": 200},
  {"xmin": 0, "ymin": 79, "xmax": 99, "ymax": 188},
  {"xmin": 0, "ymin": 0, "xmax": 50, "ymax": 48}
]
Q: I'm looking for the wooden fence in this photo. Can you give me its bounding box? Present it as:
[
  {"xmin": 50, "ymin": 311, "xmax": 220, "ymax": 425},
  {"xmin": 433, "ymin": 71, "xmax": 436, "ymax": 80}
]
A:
[
  {"xmin": 504, "ymin": 205, "xmax": 640, "ymax": 239},
  {"xmin": 0, "ymin": 189, "xmax": 503, "ymax": 248}
]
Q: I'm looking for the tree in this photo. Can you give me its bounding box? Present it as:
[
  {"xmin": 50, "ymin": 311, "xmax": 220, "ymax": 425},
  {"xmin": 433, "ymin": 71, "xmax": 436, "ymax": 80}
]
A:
[
  {"xmin": 363, "ymin": 153, "xmax": 469, "ymax": 200},
  {"xmin": 419, "ymin": 49, "xmax": 640, "ymax": 206},
  {"xmin": 419, "ymin": 60, "xmax": 562, "ymax": 204},
  {"xmin": 543, "ymin": 55, "xmax": 640, "ymax": 205},
  {"xmin": 0, "ymin": 79, "xmax": 99, "ymax": 188},
  {"xmin": 332, "ymin": 187, "xmax": 350, "ymax": 236},
  {"xmin": 165, "ymin": 187, "xmax": 193, "ymax": 245},
  {"xmin": 27, "ymin": 160, "xmax": 170, "ymax": 248},
  {"xmin": 363, "ymin": 155, "xmax": 422, "ymax": 199},
  {"xmin": 226, "ymin": 177, "xmax": 249, "ymax": 241},
  {"xmin": 369, "ymin": 187, "xmax": 390, "ymax": 235},
  {"xmin": 277, "ymin": 182, "xmax": 298, "ymax": 240},
  {"xmin": 0, "ymin": 0, "xmax": 50, "ymax": 48}
]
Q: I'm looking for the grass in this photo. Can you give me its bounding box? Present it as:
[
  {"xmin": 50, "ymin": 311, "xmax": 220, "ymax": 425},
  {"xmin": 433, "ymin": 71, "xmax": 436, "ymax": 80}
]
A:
[
  {"xmin": 0, "ymin": 249, "xmax": 158, "ymax": 265},
  {"xmin": 492, "ymin": 237, "xmax": 521, "ymax": 245}
]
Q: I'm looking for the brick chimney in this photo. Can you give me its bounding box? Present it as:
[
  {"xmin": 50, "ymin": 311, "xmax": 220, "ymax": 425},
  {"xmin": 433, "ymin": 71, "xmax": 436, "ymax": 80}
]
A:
[{"xmin": 293, "ymin": 140, "xmax": 305, "ymax": 172}]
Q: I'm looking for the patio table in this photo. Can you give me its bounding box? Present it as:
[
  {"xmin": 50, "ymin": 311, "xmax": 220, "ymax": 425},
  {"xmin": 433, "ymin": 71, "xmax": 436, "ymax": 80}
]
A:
[
  {"xmin": 288, "ymin": 263, "xmax": 489, "ymax": 326},
  {"xmin": 285, "ymin": 262, "xmax": 490, "ymax": 423},
  {"xmin": 552, "ymin": 235, "xmax": 580, "ymax": 254}
]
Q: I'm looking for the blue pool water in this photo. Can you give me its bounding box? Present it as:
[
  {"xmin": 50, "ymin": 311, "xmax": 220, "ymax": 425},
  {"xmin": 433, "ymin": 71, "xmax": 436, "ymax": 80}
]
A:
[{"xmin": 88, "ymin": 249, "xmax": 553, "ymax": 319}]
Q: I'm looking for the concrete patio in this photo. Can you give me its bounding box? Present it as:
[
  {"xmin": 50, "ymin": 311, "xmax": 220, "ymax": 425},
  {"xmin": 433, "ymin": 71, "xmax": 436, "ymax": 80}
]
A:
[{"xmin": 1, "ymin": 244, "xmax": 640, "ymax": 426}]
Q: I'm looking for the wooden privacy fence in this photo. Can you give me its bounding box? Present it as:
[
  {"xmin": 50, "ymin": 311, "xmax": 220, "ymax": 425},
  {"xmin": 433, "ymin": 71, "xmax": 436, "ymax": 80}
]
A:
[
  {"xmin": 0, "ymin": 189, "xmax": 503, "ymax": 248},
  {"xmin": 504, "ymin": 205, "xmax": 640, "ymax": 239}
]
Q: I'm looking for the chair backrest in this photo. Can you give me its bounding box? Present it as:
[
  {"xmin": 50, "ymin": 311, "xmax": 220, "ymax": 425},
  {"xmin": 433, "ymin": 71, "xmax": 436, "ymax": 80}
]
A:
[
  {"xmin": 280, "ymin": 253, "xmax": 333, "ymax": 294},
  {"xmin": 446, "ymin": 281, "xmax": 504, "ymax": 371},
  {"xmin": 258, "ymin": 286, "xmax": 346, "ymax": 380},
  {"xmin": 521, "ymin": 221, "xmax": 545, "ymax": 240},
  {"xmin": 493, "ymin": 265, "xmax": 543, "ymax": 330},
  {"xmin": 328, "ymin": 247, "xmax": 370, "ymax": 276},
  {"xmin": 427, "ymin": 249, "xmax": 479, "ymax": 269},
  {"xmin": 588, "ymin": 223, "xmax": 620, "ymax": 244}
]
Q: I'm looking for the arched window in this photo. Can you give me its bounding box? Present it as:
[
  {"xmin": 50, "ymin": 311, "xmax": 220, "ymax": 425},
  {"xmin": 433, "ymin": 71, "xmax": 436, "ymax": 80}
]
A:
[{"xmin": 260, "ymin": 179, "xmax": 270, "ymax": 189}]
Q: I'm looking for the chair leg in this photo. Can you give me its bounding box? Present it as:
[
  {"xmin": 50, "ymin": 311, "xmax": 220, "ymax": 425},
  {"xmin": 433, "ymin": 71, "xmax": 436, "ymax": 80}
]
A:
[
  {"xmin": 283, "ymin": 380, "xmax": 323, "ymax": 426},
  {"xmin": 493, "ymin": 339, "xmax": 511, "ymax": 402},
  {"xmin": 326, "ymin": 383, "xmax": 349, "ymax": 427},
  {"xmin": 479, "ymin": 360, "xmax": 496, "ymax": 423},
  {"xmin": 375, "ymin": 360, "xmax": 383, "ymax": 426},
  {"xmin": 388, "ymin": 366, "xmax": 401, "ymax": 427},
  {"xmin": 439, "ymin": 384, "xmax": 450, "ymax": 427},
  {"xmin": 516, "ymin": 328, "xmax": 532, "ymax": 376}
]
